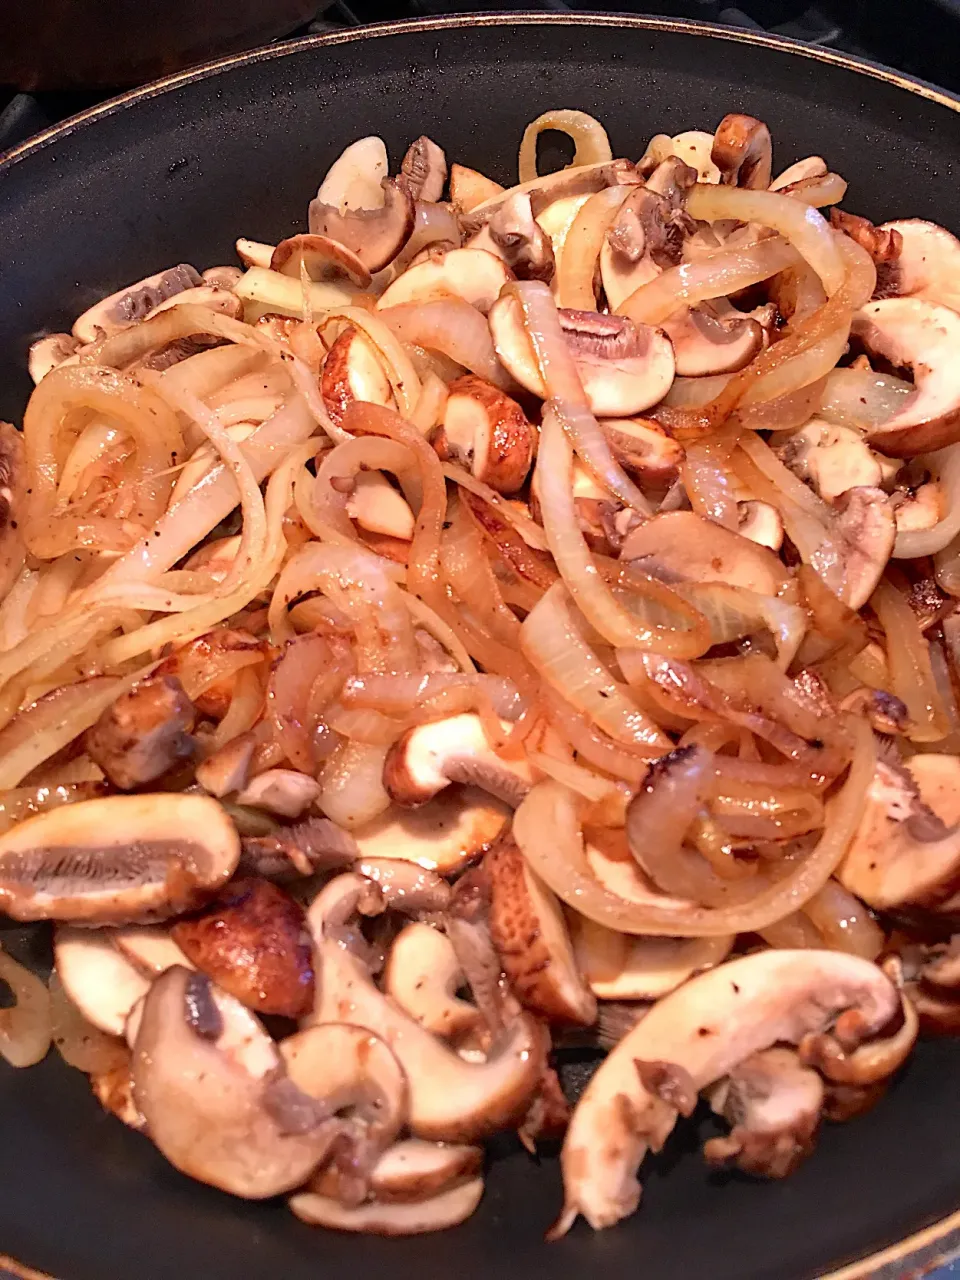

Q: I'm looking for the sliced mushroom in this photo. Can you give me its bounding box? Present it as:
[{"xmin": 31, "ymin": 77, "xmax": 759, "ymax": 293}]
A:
[
  {"xmin": 0, "ymin": 793, "xmax": 239, "ymax": 923},
  {"xmin": 317, "ymin": 136, "xmax": 390, "ymax": 213},
  {"xmin": 871, "ymin": 218, "xmax": 960, "ymax": 310},
  {"xmin": 351, "ymin": 787, "xmax": 509, "ymax": 874},
  {"xmin": 346, "ymin": 471, "xmax": 416, "ymax": 540},
  {"xmin": 830, "ymin": 209, "xmax": 902, "ymax": 276},
  {"xmin": 465, "ymin": 192, "xmax": 556, "ymax": 283},
  {"xmin": 234, "ymin": 768, "xmax": 322, "ymax": 819},
  {"xmin": 900, "ymin": 936, "xmax": 960, "ymax": 1034},
  {"xmin": 72, "ymin": 264, "xmax": 201, "ymax": 342},
  {"xmin": 711, "ymin": 114, "xmax": 772, "ymax": 189},
  {"xmin": 236, "ymin": 238, "xmax": 275, "ymax": 269},
  {"xmin": 289, "ymin": 1177, "xmax": 484, "ymax": 1234},
  {"xmin": 737, "ymin": 500, "xmax": 784, "ymax": 551},
  {"xmin": 449, "ymin": 164, "xmax": 504, "ymax": 214},
  {"xmin": 383, "ymin": 921, "xmax": 481, "ymax": 1040},
  {"xmin": 54, "ymin": 926, "xmax": 151, "ymax": 1035},
  {"xmin": 398, "ymin": 137, "xmax": 448, "ymax": 204},
  {"xmin": 171, "ymin": 877, "xmax": 314, "ymax": 1018},
  {"xmin": 445, "ymin": 865, "xmax": 511, "ymax": 1035},
  {"xmin": 357, "ymin": 859, "xmax": 451, "ymax": 914},
  {"xmin": 383, "ymin": 714, "xmax": 533, "ymax": 808},
  {"xmin": 893, "ymin": 481, "xmax": 943, "ymax": 533},
  {"xmin": 90, "ymin": 1051, "xmax": 145, "ymax": 1131},
  {"xmin": 798, "ymin": 991, "xmax": 918, "ymax": 1086},
  {"xmin": 658, "ymin": 131, "xmax": 721, "ymax": 184},
  {"xmin": 601, "ymin": 163, "xmax": 697, "ymax": 310},
  {"xmin": 600, "ymin": 418, "xmax": 684, "ymax": 489},
  {"xmin": 320, "ymin": 325, "xmax": 397, "ymax": 427},
  {"xmin": 308, "ymin": 179, "xmax": 415, "ymax": 273},
  {"xmin": 84, "ymin": 674, "xmax": 196, "ymax": 791},
  {"xmin": 195, "ymin": 731, "xmax": 256, "ymax": 798},
  {"xmin": 28, "ymin": 332, "xmax": 82, "ymax": 384},
  {"xmin": 832, "ymin": 486, "xmax": 896, "ymax": 610},
  {"xmin": 661, "ymin": 302, "xmax": 764, "ymax": 377},
  {"xmin": 703, "ymin": 1047, "xmax": 824, "ymax": 1178},
  {"xmin": 771, "ymin": 156, "xmax": 828, "ymax": 191},
  {"xmin": 851, "ymin": 298, "xmax": 960, "ymax": 455},
  {"xmin": 202, "ymin": 265, "xmax": 243, "ymax": 289},
  {"xmin": 839, "ymin": 751, "xmax": 960, "ymax": 911},
  {"xmin": 553, "ymin": 949, "xmax": 899, "ymax": 1234},
  {"xmin": 433, "ymin": 375, "xmax": 535, "ymax": 494},
  {"xmin": 775, "ymin": 419, "xmax": 900, "ymax": 504},
  {"xmin": 133, "ymin": 966, "xmax": 329, "ymax": 1197},
  {"xmin": 464, "ymin": 160, "xmax": 640, "ymax": 228},
  {"xmin": 489, "ymin": 294, "xmax": 675, "ymax": 418},
  {"xmin": 620, "ymin": 510, "xmax": 786, "ymax": 596},
  {"xmin": 144, "ymin": 285, "xmax": 243, "ymax": 322},
  {"xmin": 487, "ymin": 838, "xmax": 596, "ymax": 1026},
  {"xmin": 573, "ymin": 920, "xmax": 733, "ymax": 1001},
  {"xmin": 307, "ymin": 877, "xmax": 546, "ymax": 1141},
  {"xmin": 377, "ymin": 247, "xmax": 512, "ymax": 314},
  {"xmin": 347, "ymin": 1137, "xmax": 482, "ymax": 1202},
  {"xmin": 239, "ymin": 815, "xmax": 359, "ymax": 882},
  {"xmin": 111, "ymin": 924, "xmax": 192, "ymax": 977},
  {"xmin": 269, "ymin": 234, "xmax": 373, "ymax": 289}
]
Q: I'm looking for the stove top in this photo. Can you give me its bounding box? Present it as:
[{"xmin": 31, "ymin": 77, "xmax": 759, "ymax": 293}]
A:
[{"xmin": 2, "ymin": 0, "xmax": 960, "ymax": 155}]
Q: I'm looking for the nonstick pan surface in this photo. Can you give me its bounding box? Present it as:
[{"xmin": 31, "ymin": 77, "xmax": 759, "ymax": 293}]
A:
[{"xmin": 1, "ymin": 15, "xmax": 959, "ymax": 1279}]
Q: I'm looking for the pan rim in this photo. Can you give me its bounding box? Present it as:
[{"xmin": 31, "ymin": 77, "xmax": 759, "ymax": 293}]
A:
[
  {"xmin": 0, "ymin": 12, "xmax": 958, "ymax": 1278},
  {"xmin": 1, "ymin": 10, "xmax": 960, "ymax": 170}
]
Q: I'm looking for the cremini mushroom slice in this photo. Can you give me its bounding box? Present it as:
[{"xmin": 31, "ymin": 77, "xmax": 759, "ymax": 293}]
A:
[
  {"xmin": 450, "ymin": 164, "xmax": 504, "ymax": 214},
  {"xmin": 851, "ymin": 298, "xmax": 960, "ymax": 455},
  {"xmin": 770, "ymin": 155, "xmax": 828, "ymax": 191},
  {"xmin": 377, "ymin": 247, "xmax": 512, "ymax": 313},
  {"xmin": 487, "ymin": 838, "xmax": 596, "ymax": 1026},
  {"xmin": 833, "ymin": 486, "xmax": 896, "ymax": 610},
  {"xmin": 357, "ymin": 859, "xmax": 451, "ymax": 914},
  {"xmin": 711, "ymin": 113, "xmax": 773, "ymax": 189},
  {"xmin": 72, "ymin": 264, "xmax": 201, "ymax": 342},
  {"xmin": 383, "ymin": 713, "xmax": 533, "ymax": 808},
  {"xmin": 317, "ymin": 136, "xmax": 390, "ymax": 213},
  {"xmin": 433, "ymin": 375, "xmax": 536, "ymax": 494},
  {"xmin": 661, "ymin": 303, "xmax": 764, "ymax": 377},
  {"xmin": 489, "ymin": 294, "xmax": 675, "ymax": 417},
  {"xmin": 234, "ymin": 768, "xmax": 322, "ymax": 818},
  {"xmin": 601, "ymin": 163, "xmax": 697, "ymax": 310},
  {"xmin": 195, "ymin": 732, "xmax": 256, "ymax": 798},
  {"xmin": 660, "ymin": 131, "xmax": 722, "ymax": 184},
  {"xmin": 306, "ymin": 875, "xmax": 546, "ymax": 1142},
  {"xmin": 600, "ymin": 418, "xmax": 684, "ymax": 488},
  {"xmin": 356, "ymin": 1137, "xmax": 483, "ymax": 1202},
  {"xmin": 54, "ymin": 926, "xmax": 151, "ymax": 1036},
  {"xmin": 398, "ymin": 136, "xmax": 448, "ymax": 204},
  {"xmin": 236, "ymin": 238, "xmax": 275, "ymax": 269},
  {"xmin": 346, "ymin": 471, "xmax": 416, "ymax": 540},
  {"xmin": 775, "ymin": 419, "xmax": 900, "ymax": 504},
  {"xmin": 737, "ymin": 500, "xmax": 784, "ymax": 551},
  {"xmin": 171, "ymin": 877, "xmax": 314, "ymax": 1019},
  {"xmin": 873, "ymin": 218, "xmax": 960, "ymax": 310},
  {"xmin": 703, "ymin": 1047, "xmax": 824, "ymax": 1178},
  {"xmin": 350, "ymin": 786, "xmax": 509, "ymax": 874},
  {"xmin": 838, "ymin": 752, "xmax": 960, "ymax": 912},
  {"xmin": 0, "ymin": 793, "xmax": 239, "ymax": 924},
  {"xmin": 132, "ymin": 966, "xmax": 329, "ymax": 1198},
  {"xmin": 320, "ymin": 325, "xmax": 397, "ymax": 427},
  {"xmin": 383, "ymin": 921, "xmax": 482, "ymax": 1041},
  {"xmin": 84, "ymin": 674, "xmax": 197, "ymax": 792},
  {"xmin": 309, "ymin": 178, "xmax": 415, "ymax": 273},
  {"xmin": 111, "ymin": 924, "xmax": 193, "ymax": 977},
  {"xmin": 202, "ymin": 265, "xmax": 243, "ymax": 288},
  {"xmin": 269, "ymin": 234, "xmax": 373, "ymax": 289},
  {"xmin": 893, "ymin": 482, "xmax": 943, "ymax": 534},
  {"xmin": 289, "ymin": 1176, "xmax": 484, "ymax": 1235},
  {"xmin": 465, "ymin": 192, "xmax": 556, "ymax": 283},
  {"xmin": 144, "ymin": 285, "xmax": 243, "ymax": 322},
  {"xmin": 553, "ymin": 949, "xmax": 900, "ymax": 1235},
  {"xmin": 620, "ymin": 509, "xmax": 787, "ymax": 596},
  {"xmin": 573, "ymin": 920, "xmax": 733, "ymax": 1001},
  {"xmin": 798, "ymin": 989, "xmax": 918, "ymax": 1086},
  {"xmin": 28, "ymin": 332, "xmax": 82, "ymax": 384}
]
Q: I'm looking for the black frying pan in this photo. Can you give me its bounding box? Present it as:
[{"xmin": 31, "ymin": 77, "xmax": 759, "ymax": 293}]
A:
[{"xmin": 1, "ymin": 15, "xmax": 960, "ymax": 1280}]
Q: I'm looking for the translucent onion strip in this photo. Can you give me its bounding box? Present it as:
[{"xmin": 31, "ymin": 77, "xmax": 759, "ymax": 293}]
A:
[{"xmin": 518, "ymin": 110, "xmax": 613, "ymax": 184}]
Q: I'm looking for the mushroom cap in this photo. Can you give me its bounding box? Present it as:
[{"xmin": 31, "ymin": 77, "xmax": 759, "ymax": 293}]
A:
[
  {"xmin": 488, "ymin": 293, "xmax": 675, "ymax": 418},
  {"xmin": 556, "ymin": 948, "xmax": 899, "ymax": 1234},
  {"xmin": 72, "ymin": 264, "xmax": 201, "ymax": 342},
  {"xmin": 852, "ymin": 298, "xmax": 960, "ymax": 456},
  {"xmin": 269, "ymin": 234, "xmax": 372, "ymax": 289},
  {"xmin": 320, "ymin": 325, "xmax": 397, "ymax": 428},
  {"xmin": 0, "ymin": 792, "xmax": 240, "ymax": 924},
  {"xmin": 316, "ymin": 136, "xmax": 389, "ymax": 214},
  {"xmin": 620, "ymin": 509, "xmax": 786, "ymax": 596},
  {"xmin": 350, "ymin": 786, "xmax": 509, "ymax": 874},
  {"xmin": 308, "ymin": 178, "xmax": 415, "ymax": 273},
  {"xmin": 449, "ymin": 164, "xmax": 505, "ymax": 214},
  {"xmin": 711, "ymin": 113, "xmax": 773, "ymax": 189},
  {"xmin": 661, "ymin": 304, "xmax": 764, "ymax": 377},
  {"xmin": 838, "ymin": 752, "xmax": 960, "ymax": 911},
  {"xmin": 289, "ymin": 1176, "xmax": 484, "ymax": 1234},
  {"xmin": 600, "ymin": 418, "xmax": 684, "ymax": 488},
  {"xmin": 111, "ymin": 924, "xmax": 192, "ymax": 977},
  {"xmin": 132, "ymin": 966, "xmax": 328, "ymax": 1199},
  {"xmin": 435, "ymin": 375, "xmax": 535, "ymax": 495},
  {"xmin": 487, "ymin": 839, "xmax": 597, "ymax": 1026},
  {"xmin": 831, "ymin": 486, "xmax": 896, "ymax": 611}
]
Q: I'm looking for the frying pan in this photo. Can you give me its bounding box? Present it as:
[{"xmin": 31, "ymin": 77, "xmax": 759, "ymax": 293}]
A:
[{"xmin": 1, "ymin": 14, "xmax": 960, "ymax": 1279}]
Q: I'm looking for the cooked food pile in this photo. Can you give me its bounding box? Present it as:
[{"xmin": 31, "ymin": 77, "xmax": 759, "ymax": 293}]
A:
[{"xmin": 2, "ymin": 109, "xmax": 960, "ymax": 1237}]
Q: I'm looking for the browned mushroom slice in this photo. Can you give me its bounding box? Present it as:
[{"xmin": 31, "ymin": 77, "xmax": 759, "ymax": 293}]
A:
[
  {"xmin": 289, "ymin": 1177, "xmax": 484, "ymax": 1234},
  {"xmin": 195, "ymin": 732, "xmax": 256, "ymax": 798},
  {"xmin": 852, "ymin": 298, "xmax": 960, "ymax": 455},
  {"xmin": 269, "ymin": 234, "xmax": 373, "ymax": 289},
  {"xmin": 353, "ymin": 1138, "xmax": 482, "ymax": 1203},
  {"xmin": 346, "ymin": 471, "xmax": 416, "ymax": 540},
  {"xmin": 54, "ymin": 927, "xmax": 152, "ymax": 1035},
  {"xmin": 488, "ymin": 294, "xmax": 674, "ymax": 418},
  {"xmin": 383, "ymin": 922, "xmax": 482, "ymax": 1041},
  {"xmin": 377, "ymin": 247, "xmax": 512, "ymax": 313},
  {"xmin": 488, "ymin": 838, "xmax": 596, "ymax": 1026},
  {"xmin": 84, "ymin": 674, "xmax": 196, "ymax": 791},
  {"xmin": 309, "ymin": 178, "xmax": 415, "ymax": 273},
  {"xmin": 433, "ymin": 375, "xmax": 535, "ymax": 494},
  {"xmin": 798, "ymin": 990, "xmax": 918, "ymax": 1086},
  {"xmin": 450, "ymin": 164, "xmax": 504, "ymax": 214},
  {"xmin": 775, "ymin": 419, "xmax": 900, "ymax": 504},
  {"xmin": 383, "ymin": 714, "xmax": 533, "ymax": 808},
  {"xmin": 711, "ymin": 114, "xmax": 773, "ymax": 189},
  {"xmin": 620, "ymin": 509, "xmax": 786, "ymax": 596},
  {"xmin": 320, "ymin": 325, "xmax": 397, "ymax": 427},
  {"xmin": 601, "ymin": 418, "xmax": 683, "ymax": 488},
  {"xmin": 132, "ymin": 967, "xmax": 329, "ymax": 1198},
  {"xmin": 661, "ymin": 303, "xmax": 764, "ymax": 377},
  {"xmin": 839, "ymin": 752, "xmax": 960, "ymax": 912},
  {"xmin": 703, "ymin": 1047, "xmax": 824, "ymax": 1178},
  {"xmin": 771, "ymin": 156, "xmax": 828, "ymax": 191},
  {"xmin": 72, "ymin": 264, "xmax": 202, "ymax": 341},
  {"xmin": 398, "ymin": 137, "xmax": 448, "ymax": 204},
  {"xmin": 351, "ymin": 787, "xmax": 509, "ymax": 875},
  {"xmin": 465, "ymin": 192, "xmax": 556, "ymax": 283},
  {"xmin": 202, "ymin": 265, "xmax": 243, "ymax": 289},
  {"xmin": 871, "ymin": 218, "xmax": 960, "ymax": 309},
  {"xmin": 28, "ymin": 332, "xmax": 82, "ymax": 384},
  {"xmin": 91, "ymin": 1049, "xmax": 146, "ymax": 1130},
  {"xmin": 737, "ymin": 500, "xmax": 784, "ymax": 551},
  {"xmin": 0, "ymin": 793, "xmax": 239, "ymax": 924},
  {"xmin": 171, "ymin": 877, "xmax": 314, "ymax": 1019}
]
